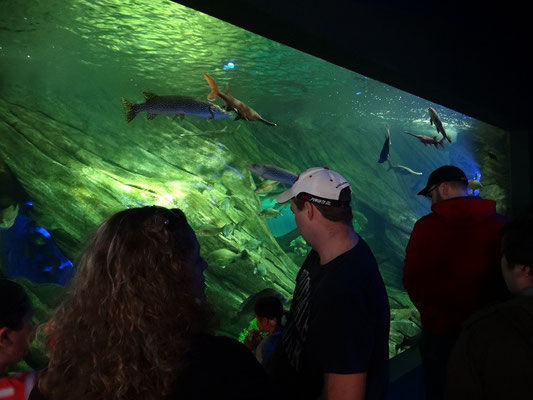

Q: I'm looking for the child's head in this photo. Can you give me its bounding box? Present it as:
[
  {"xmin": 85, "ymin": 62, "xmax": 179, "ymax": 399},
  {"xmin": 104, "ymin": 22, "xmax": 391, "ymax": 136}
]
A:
[
  {"xmin": 254, "ymin": 296, "xmax": 283, "ymax": 334},
  {"xmin": 0, "ymin": 279, "xmax": 33, "ymax": 371}
]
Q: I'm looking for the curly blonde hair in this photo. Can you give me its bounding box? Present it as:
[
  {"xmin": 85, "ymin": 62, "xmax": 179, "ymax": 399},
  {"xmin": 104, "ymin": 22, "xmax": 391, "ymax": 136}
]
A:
[{"xmin": 39, "ymin": 206, "xmax": 214, "ymax": 400}]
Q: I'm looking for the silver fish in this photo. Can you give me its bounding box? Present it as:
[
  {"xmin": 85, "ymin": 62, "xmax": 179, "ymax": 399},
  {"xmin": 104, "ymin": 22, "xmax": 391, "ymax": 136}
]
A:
[
  {"xmin": 206, "ymin": 249, "xmax": 248, "ymax": 267},
  {"xmin": 428, "ymin": 107, "xmax": 452, "ymax": 143},
  {"xmin": 254, "ymin": 180, "xmax": 279, "ymax": 194},
  {"xmin": 121, "ymin": 92, "xmax": 232, "ymax": 122},
  {"xmin": 246, "ymin": 164, "xmax": 298, "ymax": 185},
  {"xmin": 260, "ymin": 208, "xmax": 283, "ymax": 219},
  {"xmin": 196, "ymin": 224, "xmax": 224, "ymax": 236}
]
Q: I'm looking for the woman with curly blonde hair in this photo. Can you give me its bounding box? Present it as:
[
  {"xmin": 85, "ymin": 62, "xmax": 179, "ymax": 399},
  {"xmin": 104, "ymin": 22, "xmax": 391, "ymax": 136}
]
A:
[{"xmin": 29, "ymin": 206, "xmax": 276, "ymax": 400}]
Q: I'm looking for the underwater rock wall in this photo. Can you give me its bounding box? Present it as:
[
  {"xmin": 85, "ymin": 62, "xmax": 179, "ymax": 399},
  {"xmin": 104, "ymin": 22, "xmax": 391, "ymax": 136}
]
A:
[
  {"xmin": 0, "ymin": 95, "xmax": 298, "ymax": 337},
  {"xmin": 0, "ymin": 0, "xmax": 511, "ymax": 360},
  {"xmin": 0, "ymin": 86, "xmax": 511, "ymax": 357}
]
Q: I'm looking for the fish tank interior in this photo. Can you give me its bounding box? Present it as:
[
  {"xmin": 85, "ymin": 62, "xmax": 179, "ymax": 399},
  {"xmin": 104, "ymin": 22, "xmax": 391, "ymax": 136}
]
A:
[{"xmin": 0, "ymin": 0, "xmax": 511, "ymax": 370}]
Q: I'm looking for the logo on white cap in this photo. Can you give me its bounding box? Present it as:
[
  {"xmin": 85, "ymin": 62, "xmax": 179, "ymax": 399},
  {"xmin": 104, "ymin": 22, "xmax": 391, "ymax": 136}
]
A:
[{"xmin": 276, "ymin": 167, "xmax": 351, "ymax": 206}]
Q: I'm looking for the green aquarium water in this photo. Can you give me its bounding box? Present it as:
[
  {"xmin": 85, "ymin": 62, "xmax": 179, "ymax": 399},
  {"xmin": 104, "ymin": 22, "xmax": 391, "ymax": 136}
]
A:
[{"xmin": 0, "ymin": 0, "xmax": 510, "ymax": 368}]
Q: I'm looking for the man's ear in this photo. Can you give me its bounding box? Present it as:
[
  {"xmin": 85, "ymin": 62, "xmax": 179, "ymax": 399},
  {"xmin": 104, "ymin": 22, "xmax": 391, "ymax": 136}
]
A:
[
  {"xmin": 0, "ymin": 326, "xmax": 11, "ymax": 346},
  {"xmin": 438, "ymin": 182, "xmax": 449, "ymax": 197},
  {"xmin": 521, "ymin": 265, "xmax": 531, "ymax": 277},
  {"xmin": 304, "ymin": 201, "xmax": 315, "ymax": 219}
]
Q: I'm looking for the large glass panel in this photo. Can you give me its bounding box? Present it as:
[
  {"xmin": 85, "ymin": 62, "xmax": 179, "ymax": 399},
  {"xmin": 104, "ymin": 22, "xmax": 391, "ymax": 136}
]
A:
[{"xmin": 0, "ymin": 0, "xmax": 510, "ymax": 368}]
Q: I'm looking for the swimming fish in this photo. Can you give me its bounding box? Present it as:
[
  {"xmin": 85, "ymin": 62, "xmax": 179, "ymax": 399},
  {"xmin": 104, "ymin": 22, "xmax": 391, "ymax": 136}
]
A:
[
  {"xmin": 0, "ymin": 161, "xmax": 29, "ymax": 229},
  {"xmin": 387, "ymin": 160, "xmax": 423, "ymax": 176},
  {"xmin": 428, "ymin": 107, "xmax": 452, "ymax": 143},
  {"xmin": 254, "ymin": 180, "xmax": 280, "ymax": 194},
  {"xmin": 190, "ymin": 182, "xmax": 213, "ymax": 193},
  {"xmin": 224, "ymin": 164, "xmax": 245, "ymax": 179},
  {"xmin": 203, "ymin": 73, "xmax": 277, "ymax": 126},
  {"xmin": 246, "ymin": 164, "xmax": 298, "ymax": 185},
  {"xmin": 121, "ymin": 92, "xmax": 232, "ymax": 122},
  {"xmin": 196, "ymin": 224, "xmax": 225, "ymax": 236},
  {"xmin": 290, "ymin": 236, "xmax": 308, "ymax": 249},
  {"xmin": 0, "ymin": 203, "xmax": 19, "ymax": 230},
  {"xmin": 404, "ymin": 131, "xmax": 445, "ymax": 148},
  {"xmin": 222, "ymin": 220, "xmax": 245, "ymax": 238},
  {"xmin": 253, "ymin": 263, "xmax": 269, "ymax": 277},
  {"xmin": 468, "ymin": 179, "xmax": 483, "ymax": 191},
  {"xmin": 196, "ymin": 221, "xmax": 241, "ymax": 237},
  {"xmin": 290, "ymin": 236, "xmax": 310, "ymax": 257},
  {"xmin": 206, "ymin": 248, "xmax": 248, "ymax": 267},
  {"xmin": 245, "ymin": 238, "xmax": 263, "ymax": 251},
  {"xmin": 260, "ymin": 208, "xmax": 283, "ymax": 219},
  {"xmin": 219, "ymin": 198, "xmax": 231, "ymax": 210},
  {"xmin": 378, "ymin": 125, "xmax": 391, "ymax": 163}
]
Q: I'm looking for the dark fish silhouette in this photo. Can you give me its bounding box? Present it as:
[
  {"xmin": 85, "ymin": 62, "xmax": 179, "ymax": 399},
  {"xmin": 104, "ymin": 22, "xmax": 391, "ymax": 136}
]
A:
[
  {"xmin": 487, "ymin": 151, "xmax": 498, "ymax": 160},
  {"xmin": 121, "ymin": 92, "xmax": 232, "ymax": 122},
  {"xmin": 404, "ymin": 131, "xmax": 445, "ymax": 148},
  {"xmin": 378, "ymin": 125, "xmax": 391, "ymax": 163},
  {"xmin": 246, "ymin": 164, "xmax": 298, "ymax": 185},
  {"xmin": 203, "ymin": 73, "xmax": 277, "ymax": 127},
  {"xmin": 428, "ymin": 107, "xmax": 452, "ymax": 143}
]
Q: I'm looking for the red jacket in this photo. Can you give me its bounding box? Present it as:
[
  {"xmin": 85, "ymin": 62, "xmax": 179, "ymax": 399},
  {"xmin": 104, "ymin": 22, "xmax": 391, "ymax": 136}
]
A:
[
  {"xmin": 403, "ymin": 197, "xmax": 508, "ymax": 337},
  {"xmin": 0, "ymin": 371, "xmax": 36, "ymax": 400}
]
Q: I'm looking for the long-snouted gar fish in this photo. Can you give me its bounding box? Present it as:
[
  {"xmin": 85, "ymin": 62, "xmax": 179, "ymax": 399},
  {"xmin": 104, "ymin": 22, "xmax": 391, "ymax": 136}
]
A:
[
  {"xmin": 404, "ymin": 131, "xmax": 445, "ymax": 148},
  {"xmin": 121, "ymin": 91, "xmax": 232, "ymax": 123},
  {"xmin": 428, "ymin": 107, "xmax": 452, "ymax": 143},
  {"xmin": 378, "ymin": 125, "xmax": 391, "ymax": 163},
  {"xmin": 203, "ymin": 73, "xmax": 277, "ymax": 127},
  {"xmin": 246, "ymin": 164, "xmax": 298, "ymax": 185}
]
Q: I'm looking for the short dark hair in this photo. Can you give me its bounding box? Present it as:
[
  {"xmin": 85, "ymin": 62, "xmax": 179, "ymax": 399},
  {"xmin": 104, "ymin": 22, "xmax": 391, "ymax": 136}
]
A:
[
  {"xmin": 500, "ymin": 212, "xmax": 533, "ymax": 268},
  {"xmin": 0, "ymin": 279, "xmax": 32, "ymax": 330},
  {"xmin": 446, "ymin": 180, "xmax": 468, "ymax": 191},
  {"xmin": 254, "ymin": 296, "xmax": 284, "ymax": 322},
  {"xmin": 293, "ymin": 187, "xmax": 353, "ymax": 224}
]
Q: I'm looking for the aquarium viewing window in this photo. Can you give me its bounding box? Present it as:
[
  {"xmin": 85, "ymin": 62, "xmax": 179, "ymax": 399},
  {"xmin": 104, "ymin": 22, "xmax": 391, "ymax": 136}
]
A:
[{"xmin": 0, "ymin": 0, "xmax": 510, "ymax": 371}]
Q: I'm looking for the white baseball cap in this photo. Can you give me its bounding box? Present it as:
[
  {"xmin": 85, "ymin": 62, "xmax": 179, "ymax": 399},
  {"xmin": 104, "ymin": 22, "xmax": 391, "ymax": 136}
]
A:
[{"xmin": 276, "ymin": 167, "xmax": 351, "ymax": 206}]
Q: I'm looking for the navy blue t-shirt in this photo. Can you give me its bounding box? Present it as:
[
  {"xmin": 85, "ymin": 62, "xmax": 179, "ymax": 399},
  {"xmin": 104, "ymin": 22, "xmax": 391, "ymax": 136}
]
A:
[{"xmin": 272, "ymin": 238, "xmax": 390, "ymax": 400}]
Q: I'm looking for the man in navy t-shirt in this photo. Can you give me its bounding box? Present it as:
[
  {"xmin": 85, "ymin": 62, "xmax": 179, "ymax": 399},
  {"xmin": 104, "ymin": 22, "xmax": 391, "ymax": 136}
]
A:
[{"xmin": 271, "ymin": 167, "xmax": 390, "ymax": 400}]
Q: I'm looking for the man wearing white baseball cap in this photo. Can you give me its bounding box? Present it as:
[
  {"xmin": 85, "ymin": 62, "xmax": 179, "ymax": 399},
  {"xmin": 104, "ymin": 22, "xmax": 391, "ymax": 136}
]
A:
[{"xmin": 271, "ymin": 167, "xmax": 390, "ymax": 400}]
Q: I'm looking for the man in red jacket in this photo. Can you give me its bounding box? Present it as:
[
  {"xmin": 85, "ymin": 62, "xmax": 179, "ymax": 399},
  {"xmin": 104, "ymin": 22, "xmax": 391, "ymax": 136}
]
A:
[{"xmin": 403, "ymin": 165, "xmax": 508, "ymax": 400}]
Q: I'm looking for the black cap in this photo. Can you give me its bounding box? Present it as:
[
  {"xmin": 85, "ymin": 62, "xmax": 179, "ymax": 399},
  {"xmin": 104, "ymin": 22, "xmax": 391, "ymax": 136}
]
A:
[{"xmin": 418, "ymin": 165, "xmax": 468, "ymax": 196}]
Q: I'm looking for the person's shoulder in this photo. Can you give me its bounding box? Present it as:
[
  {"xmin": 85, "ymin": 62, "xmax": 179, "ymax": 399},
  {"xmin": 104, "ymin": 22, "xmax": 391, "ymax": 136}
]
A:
[
  {"xmin": 414, "ymin": 212, "xmax": 438, "ymax": 226},
  {"xmin": 194, "ymin": 333, "xmax": 248, "ymax": 354},
  {"xmin": 462, "ymin": 297, "xmax": 530, "ymax": 332},
  {"xmin": 191, "ymin": 334, "xmax": 266, "ymax": 374},
  {"xmin": 463, "ymin": 302, "xmax": 502, "ymax": 328},
  {"xmin": 409, "ymin": 213, "xmax": 440, "ymax": 236},
  {"xmin": 336, "ymin": 240, "xmax": 387, "ymax": 291},
  {"xmin": 332, "ymin": 239, "xmax": 376, "ymax": 273}
]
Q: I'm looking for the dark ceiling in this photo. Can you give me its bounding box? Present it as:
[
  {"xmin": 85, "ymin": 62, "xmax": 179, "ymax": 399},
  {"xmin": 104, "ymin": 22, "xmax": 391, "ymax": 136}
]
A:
[{"xmin": 174, "ymin": 1, "xmax": 531, "ymax": 133}]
